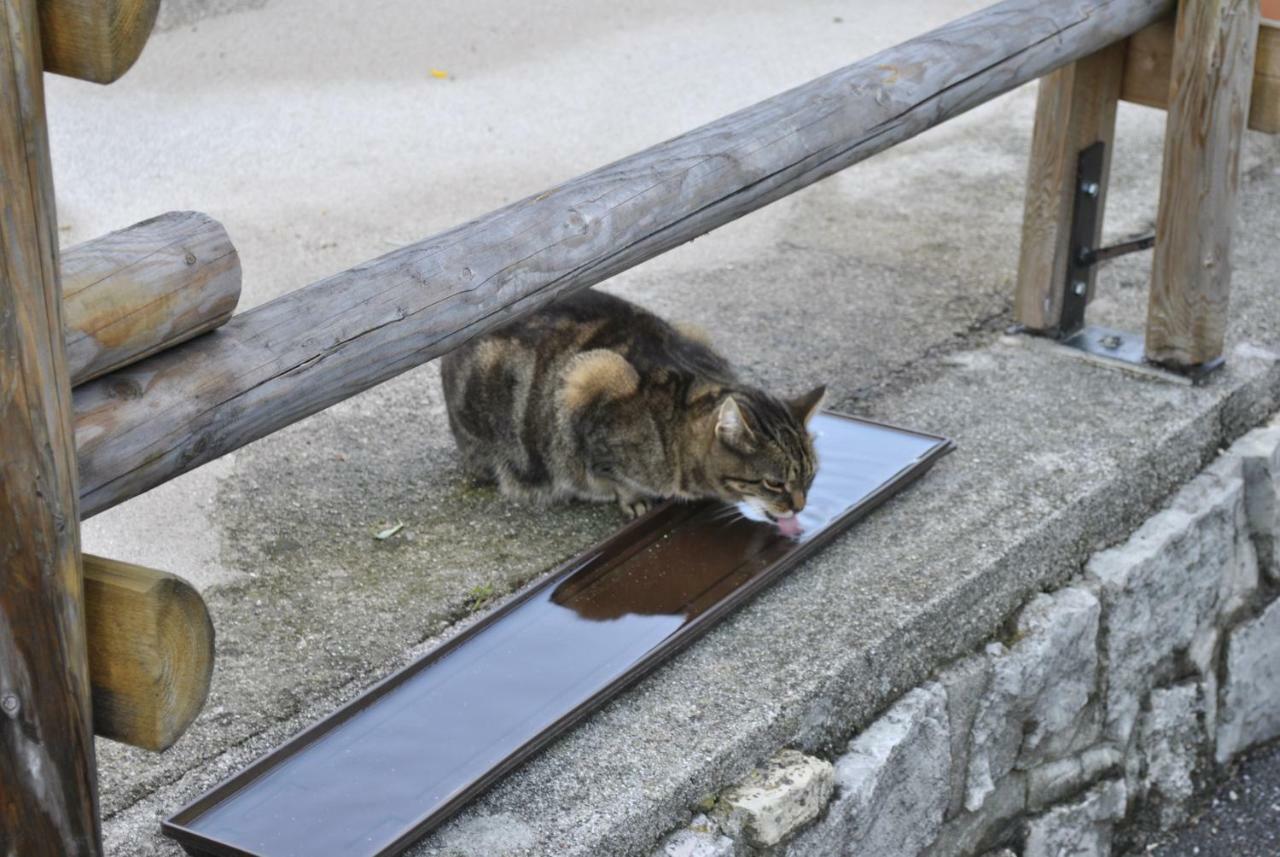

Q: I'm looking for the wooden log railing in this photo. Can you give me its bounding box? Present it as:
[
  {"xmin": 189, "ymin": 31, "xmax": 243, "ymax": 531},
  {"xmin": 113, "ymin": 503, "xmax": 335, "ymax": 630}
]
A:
[
  {"xmin": 83, "ymin": 555, "xmax": 215, "ymax": 752},
  {"xmin": 37, "ymin": 0, "xmax": 160, "ymax": 83},
  {"xmin": 1122, "ymin": 16, "xmax": 1280, "ymax": 134},
  {"xmin": 62, "ymin": 211, "xmax": 241, "ymax": 386},
  {"xmin": 11, "ymin": 0, "xmax": 1270, "ymax": 850},
  {"xmin": 72, "ymin": 0, "xmax": 1176, "ymax": 519},
  {"xmin": 1015, "ymin": 1, "xmax": 1269, "ymax": 372}
]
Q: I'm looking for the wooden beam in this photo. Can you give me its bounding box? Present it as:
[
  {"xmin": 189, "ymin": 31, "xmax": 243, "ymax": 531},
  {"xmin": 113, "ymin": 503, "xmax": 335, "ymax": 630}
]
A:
[
  {"xmin": 36, "ymin": 0, "xmax": 159, "ymax": 84},
  {"xmin": 83, "ymin": 555, "xmax": 214, "ymax": 752},
  {"xmin": 1014, "ymin": 42, "xmax": 1128, "ymax": 333},
  {"xmin": 1253, "ymin": 20, "xmax": 1280, "ymax": 132},
  {"xmin": 1146, "ymin": 0, "xmax": 1260, "ymax": 368},
  {"xmin": 71, "ymin": 0, "xmax": 1175, "ymax": 519},
  {"xmin": 63, "ymin": 212, "xmax": 241, "ymax": 386},
  {"xmin": 0, "ymin": 0, "xmax": 101, "ymax": 853},
  {"xmin": 1122, "ymin": 17, "xmax": 1280, "ymax": 134}
]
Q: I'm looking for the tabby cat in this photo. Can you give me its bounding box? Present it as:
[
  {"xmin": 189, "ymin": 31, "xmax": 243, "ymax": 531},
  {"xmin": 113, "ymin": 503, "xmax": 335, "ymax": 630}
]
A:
[{"xmin": 440, "ymin": 290, "xmax": 825, "ymax": 525}]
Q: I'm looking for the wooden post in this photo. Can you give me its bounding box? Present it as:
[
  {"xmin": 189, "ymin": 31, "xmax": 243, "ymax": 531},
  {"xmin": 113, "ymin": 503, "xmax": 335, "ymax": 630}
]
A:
[
  {"xmin": 1014, "ymin": 42, "xmax": 1128, "ymax": 334},
  {"xmin": 1146, "ymin": 0, "xmax": 1260, "ymax": 369},
  {"xmin": 1121, "ymin": 17, "xmax": 1280, "ymax": 135},
  {"xmin": 0, "ymin": 0, "xmax": 101, "ymax": 853}
]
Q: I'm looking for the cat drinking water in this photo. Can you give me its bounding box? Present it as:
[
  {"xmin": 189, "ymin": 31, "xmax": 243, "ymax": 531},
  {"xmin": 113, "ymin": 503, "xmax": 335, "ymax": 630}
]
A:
[{"xmin": 441, "ymin": 290, "xmax": 825, "ymax": 531}]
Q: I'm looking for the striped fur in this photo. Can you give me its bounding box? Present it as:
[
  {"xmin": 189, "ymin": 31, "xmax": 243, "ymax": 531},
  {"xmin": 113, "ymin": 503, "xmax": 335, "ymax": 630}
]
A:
[{"xmin": 441, "ymin": 290, "xmax": 823, "ymax": 519}]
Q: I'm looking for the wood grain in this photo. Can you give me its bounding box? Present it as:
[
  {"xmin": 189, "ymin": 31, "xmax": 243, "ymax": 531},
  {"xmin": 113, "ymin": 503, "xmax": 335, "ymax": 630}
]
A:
[
  {"xmin": 1014, "ymin": 42, "xmax": 1128, "ymax": 332},
  {"xmin": 0, "ymin": 0, "xmax": 101, "ymax": 853},
  {"xmin": 83, "ymin": 555, "xmax": 214, "ymax": 752},
  {"xmin": 1122, "ymin": 17, "xmax": 1280, "ymax": 134},
  {"xmin": 72, "ymin": 0, "xmax": 1175, "ymax": 519},
  {"xmin": 63, "ymin": 211, "xmax": 241, "ymax": 386},
  {"xmin": 36, "ymin": 0, "xmax": 159, "ymax": 84},
  {"xmin": 1146, "ymin": 0, "xmax": 1260, "ymax": 368}
]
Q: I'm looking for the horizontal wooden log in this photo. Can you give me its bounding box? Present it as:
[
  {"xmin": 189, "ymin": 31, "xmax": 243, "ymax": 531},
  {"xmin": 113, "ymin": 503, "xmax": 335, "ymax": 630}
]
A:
[
  {"xmin": 1122, "ymin": 17, "xmax": 1280, "ymax": 133},
  {"xmin": 63, "ymin": 212, "xmax": 241, "ymax": 386},
  {"xmin": 37, "ymin": 0, "xmax": 159, "ymax": 83},
  {"xmin": 73, "ymin": 0, "xmax": 1174, "ymax": 519},
  {"xmin": 83, "ymin": 555, "xmax": 214, "ymax": 752}
]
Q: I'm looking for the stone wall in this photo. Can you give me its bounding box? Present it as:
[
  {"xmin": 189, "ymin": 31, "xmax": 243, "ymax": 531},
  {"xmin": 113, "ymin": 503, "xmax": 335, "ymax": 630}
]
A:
[{"xmin": 653, "ymin": 421, "xmax": 1280, "ymax": 857}]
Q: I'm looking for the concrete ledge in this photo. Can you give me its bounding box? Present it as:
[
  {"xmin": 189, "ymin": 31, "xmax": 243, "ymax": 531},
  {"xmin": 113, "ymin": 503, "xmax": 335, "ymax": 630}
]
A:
[
  {"xmin": 654, "ymin": 420, "xmax": 1280, "ymax": 855},
  {"xmin": 391, "ymin": 341, "xmax": 1280, "ymax": 856}
]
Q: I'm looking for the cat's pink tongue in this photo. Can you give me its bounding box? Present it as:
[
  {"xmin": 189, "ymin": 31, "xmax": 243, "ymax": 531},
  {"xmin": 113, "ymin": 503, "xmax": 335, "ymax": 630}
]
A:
[{"xmin": 776, "ymin": 516, "xmax": 803, "ymax": 538}]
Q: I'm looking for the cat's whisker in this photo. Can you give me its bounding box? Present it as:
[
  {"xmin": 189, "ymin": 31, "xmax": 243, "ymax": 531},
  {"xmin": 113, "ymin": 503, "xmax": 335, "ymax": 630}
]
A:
[{"xmin": 705, "ymin": 505, "xmax": 747, "ymax": 524}]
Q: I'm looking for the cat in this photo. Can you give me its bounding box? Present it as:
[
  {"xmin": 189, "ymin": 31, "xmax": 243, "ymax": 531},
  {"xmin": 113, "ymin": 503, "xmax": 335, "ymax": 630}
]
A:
[{"xmin": 440, "ymin": 290, "xmax": 825, "ymax": 525}]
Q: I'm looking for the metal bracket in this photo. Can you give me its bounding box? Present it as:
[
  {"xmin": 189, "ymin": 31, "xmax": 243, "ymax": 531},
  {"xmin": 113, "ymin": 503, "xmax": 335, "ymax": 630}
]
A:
[
  {"xmin": 1047, "ymin": 142, "xmax": 1221, "ymax": 385},
  {"xmin": 1058, "ymin": 141, "xmax": 1158, "ymax": 337},
  {"xmin": 1057, "ymin": 325, "xmax": 1224, "ymax": 386},
  {"xmin": 1077, "ymin": 233, "xmax": 1155, "ymax": 267},
  {"xmin": 1058, "ymin": 141, "xmax": 1105, "ymax": 338}
]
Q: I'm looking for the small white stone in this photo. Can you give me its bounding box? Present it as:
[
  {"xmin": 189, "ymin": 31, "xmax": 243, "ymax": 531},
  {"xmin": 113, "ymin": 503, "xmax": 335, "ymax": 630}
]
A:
[{"xmin": 715, "ymin": 749, "xmax": 834, "ymax": 848}]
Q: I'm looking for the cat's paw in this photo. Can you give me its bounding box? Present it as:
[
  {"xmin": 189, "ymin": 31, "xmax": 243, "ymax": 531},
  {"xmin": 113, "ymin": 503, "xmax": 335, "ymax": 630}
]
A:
[{"xmin": 620, "ymin": 497, "xmax": 652, "ymax": 519}]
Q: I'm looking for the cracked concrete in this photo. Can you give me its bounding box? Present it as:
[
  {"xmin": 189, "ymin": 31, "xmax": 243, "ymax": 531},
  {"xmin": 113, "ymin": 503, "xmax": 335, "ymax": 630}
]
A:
[{"xmin": 44, "ymin": 0, "xmax": 1280, "ymax": 854}]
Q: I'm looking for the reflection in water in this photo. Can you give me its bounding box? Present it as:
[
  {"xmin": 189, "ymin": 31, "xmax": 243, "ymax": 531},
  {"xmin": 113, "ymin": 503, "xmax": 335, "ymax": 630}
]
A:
[
  {"xmin": 173, "ymin": 414, "xmax": 947, "ymax": 857},
  {"xmin": 551, "ymin": 418, "xmax": 930, "ymax": 622}
]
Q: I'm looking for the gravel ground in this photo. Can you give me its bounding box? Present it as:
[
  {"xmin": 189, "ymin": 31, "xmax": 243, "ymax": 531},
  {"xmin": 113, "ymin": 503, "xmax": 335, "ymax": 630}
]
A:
[{"xmin": 1130, "ymin": 740, "xmax": 1280, "ymax": 857}]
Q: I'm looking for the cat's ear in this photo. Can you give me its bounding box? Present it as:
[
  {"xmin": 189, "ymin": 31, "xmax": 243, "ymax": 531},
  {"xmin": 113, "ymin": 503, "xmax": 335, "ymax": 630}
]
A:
[
  {"xmin": 788, "ymin": 385, "xmax": 827, "ymax": 425},
  {"xmin": 715, "ymin": 396, "xmax": 756, "ymax": 451}
]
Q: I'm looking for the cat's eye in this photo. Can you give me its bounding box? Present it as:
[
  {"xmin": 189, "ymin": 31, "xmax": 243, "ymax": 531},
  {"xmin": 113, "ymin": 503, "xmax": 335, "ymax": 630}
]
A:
[{"xmin": 763, "ymin": 479, "xmax": 785, "ymax": 493}]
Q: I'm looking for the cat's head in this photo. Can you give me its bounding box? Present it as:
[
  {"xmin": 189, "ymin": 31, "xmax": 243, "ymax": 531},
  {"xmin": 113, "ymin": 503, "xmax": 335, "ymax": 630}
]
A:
[{"xmin": 707, "ymin": 385, "xmax": 826, "ymax": 521}]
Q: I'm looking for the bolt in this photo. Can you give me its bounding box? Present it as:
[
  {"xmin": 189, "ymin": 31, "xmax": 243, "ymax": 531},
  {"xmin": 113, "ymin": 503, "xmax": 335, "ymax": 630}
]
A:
[
  {"xmin": 184, "ymin": 252, "xmax": 197, "ymax": 265},
  {"xmin": 1072, "ymin": 280, "xmax": 1087, "ymax": 296},
  {"xmin": 1081, "ymin": 181, "xmax": 1100, "ymax": 197},
  {"xmin": 1100, "ymin": 334, "xmax": 1123, "ymax": 350},
  {"xmin": 1, "ymin": 694, "xmax": 19, "ymax": 716}
]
